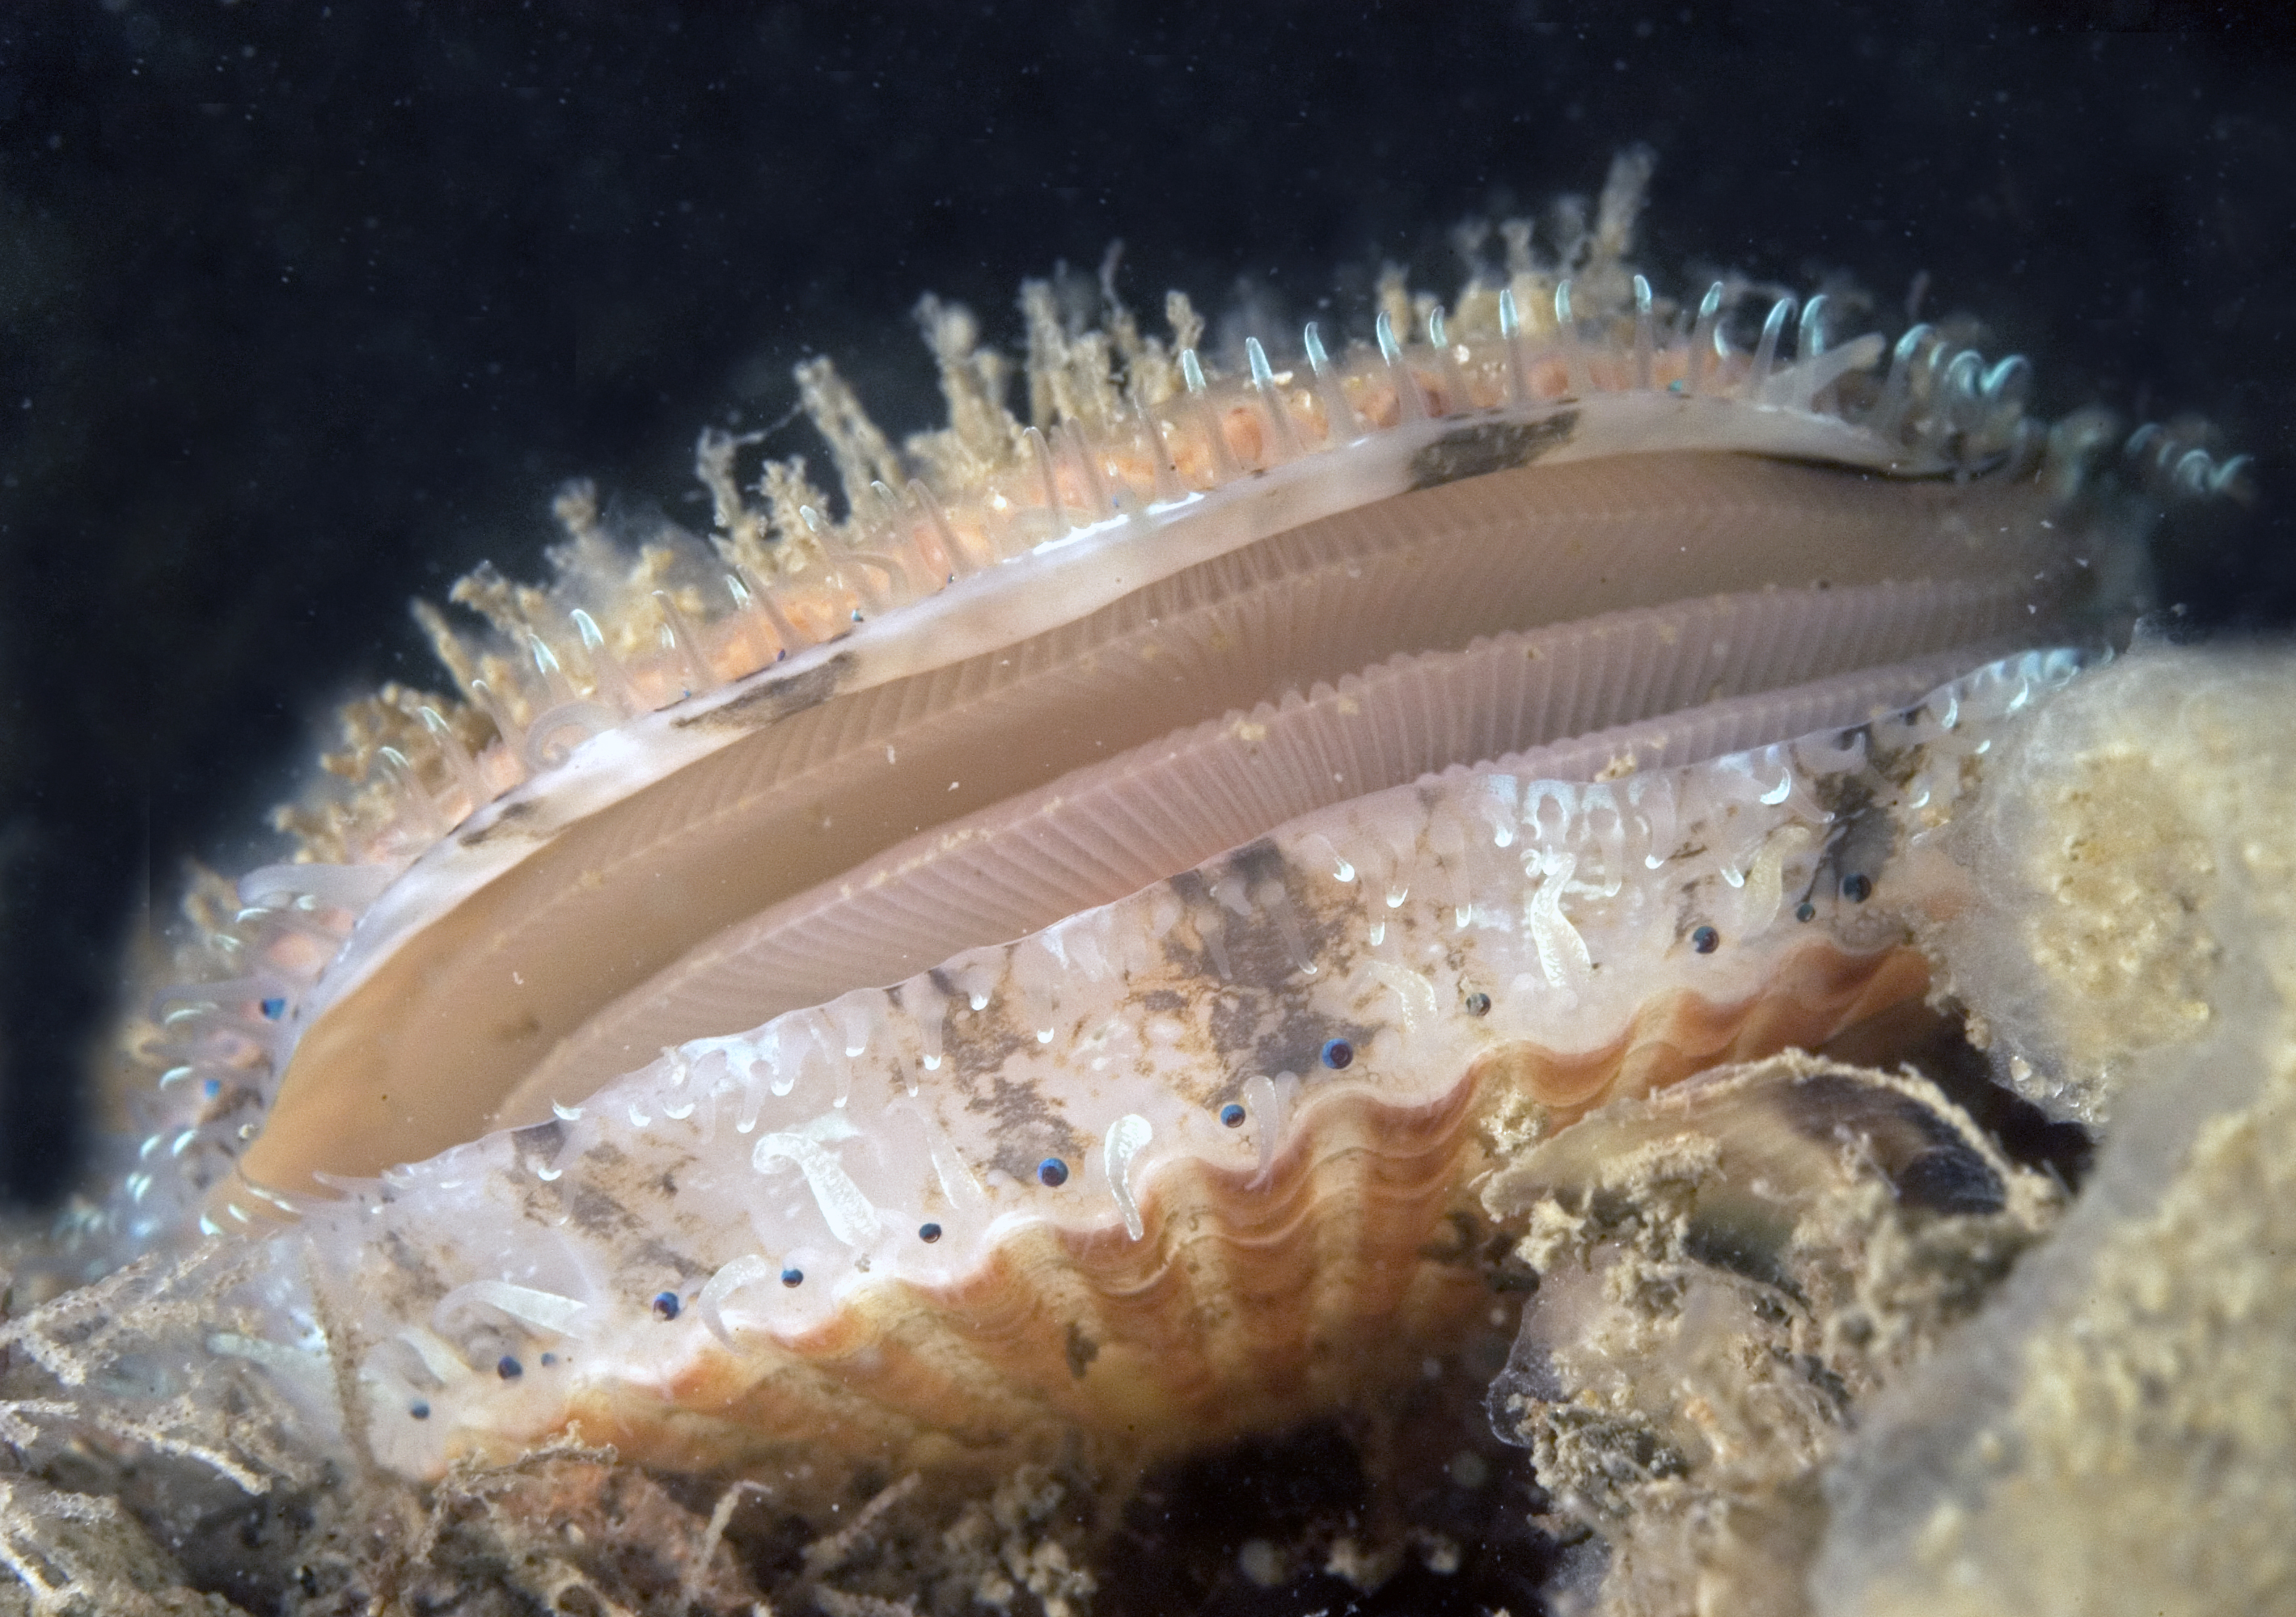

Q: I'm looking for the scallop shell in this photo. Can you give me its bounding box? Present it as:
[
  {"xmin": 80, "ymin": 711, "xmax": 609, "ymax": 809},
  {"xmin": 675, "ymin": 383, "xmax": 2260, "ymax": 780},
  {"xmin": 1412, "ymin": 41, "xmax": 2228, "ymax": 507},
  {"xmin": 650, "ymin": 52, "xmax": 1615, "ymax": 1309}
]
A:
[{"xmin": 109, "ymin": 157, "xmax": 2197, "ymax": 1503}]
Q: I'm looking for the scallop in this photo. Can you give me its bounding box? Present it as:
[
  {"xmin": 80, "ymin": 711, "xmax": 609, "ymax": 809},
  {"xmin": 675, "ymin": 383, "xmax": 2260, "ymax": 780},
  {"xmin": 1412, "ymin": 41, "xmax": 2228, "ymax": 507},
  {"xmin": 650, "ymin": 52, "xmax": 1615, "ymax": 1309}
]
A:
[{"xmin": 116, "ymin": 156, "xmax": 2199, "ymax": 1501}]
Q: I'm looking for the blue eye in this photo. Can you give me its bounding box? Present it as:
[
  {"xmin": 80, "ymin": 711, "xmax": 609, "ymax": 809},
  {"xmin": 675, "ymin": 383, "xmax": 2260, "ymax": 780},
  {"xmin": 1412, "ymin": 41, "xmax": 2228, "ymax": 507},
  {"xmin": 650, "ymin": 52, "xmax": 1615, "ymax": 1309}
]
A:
[
  {"xmin": 1463, "ymin": 991, "xmax": 1491, "ymax": 1016},
  {"xmin": 1320, "ymin": 1038, "xmax": 1353, "ymax": 1070},
  {"xmin": 408, "ymin": 1400, "xmax": 430, "ymax": 1420},
  {"xmin": 919, "ymin": 1222, "xmax": 943, "ymax": 1243},
  {"xmin": 260, "ymin": 996, "xmax": 286, "ymax": 1020},
  {"xmin": 651, "ymin": 1291, "xmax": 679, "ymax": 1320},
  {"xmin": 1220, "ymin": 1103, "xmax": 1246, "ymax": 1128},
  {"xmin": 1795, "ymin": 901, "xmax": 1817, "ymax": 922},
  {"xmin": 497, "ymin": 1356, "xmax": 522, "ymax": 1380},
  {"xmin": 1037, "ymin": 1157, "xmax": 1069, "ymax": 1188},
  {"xmin": 1841, "ymin": 873, "xmax": 1873, "ymax": 902},
  {"xmin": 1692, "ymin": 925, "xmax": 1719, "ymax": 954},
  {"xmin": 780, "ymin": 1266, "xmax": 804, "ymax": 1287}
]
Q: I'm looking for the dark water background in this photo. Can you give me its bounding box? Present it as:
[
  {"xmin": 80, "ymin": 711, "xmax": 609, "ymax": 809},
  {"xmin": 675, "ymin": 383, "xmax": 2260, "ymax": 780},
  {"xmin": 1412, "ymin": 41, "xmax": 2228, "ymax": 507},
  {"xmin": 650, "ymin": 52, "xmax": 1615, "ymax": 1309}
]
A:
[{"xmin": 2, "ymin": 2, "xmax": 2290, "ymax": 1207}]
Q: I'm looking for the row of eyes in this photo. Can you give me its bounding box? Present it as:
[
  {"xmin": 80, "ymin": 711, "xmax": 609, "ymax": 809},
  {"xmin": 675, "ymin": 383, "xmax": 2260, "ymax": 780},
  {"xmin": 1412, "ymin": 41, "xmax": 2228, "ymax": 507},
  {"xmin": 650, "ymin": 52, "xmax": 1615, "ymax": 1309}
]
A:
[
  {"xmin": 713, "ymin": 864, "xmax": 1879, "ymax": 1271},
  {"xmin": 399, "ymin": 855, "xmax": 1895, "ymax": 1424},
  {"xmin": 424, "ymin": 863, "xmax": 1887, "ymax": 1400},
  {"xmin": 400, "ymin": 1029, "xmax": 1371, "ymax": 1419}
]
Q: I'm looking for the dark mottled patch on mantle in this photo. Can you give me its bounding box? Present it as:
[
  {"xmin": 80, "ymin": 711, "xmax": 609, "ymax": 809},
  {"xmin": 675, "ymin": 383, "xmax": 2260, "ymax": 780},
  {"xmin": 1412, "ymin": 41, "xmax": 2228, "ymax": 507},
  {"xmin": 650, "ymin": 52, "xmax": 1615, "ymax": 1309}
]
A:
[
  {"xmin": 1409, "ymin": 412, "xmax": 1579, "ymax": 490},
  {"xmin": 457, "ymin": 794, "xmax": 542, "ymax": 849},
  {"xmin": 679, "ymin": 650, "xmax": 853, "ymax": 732}
]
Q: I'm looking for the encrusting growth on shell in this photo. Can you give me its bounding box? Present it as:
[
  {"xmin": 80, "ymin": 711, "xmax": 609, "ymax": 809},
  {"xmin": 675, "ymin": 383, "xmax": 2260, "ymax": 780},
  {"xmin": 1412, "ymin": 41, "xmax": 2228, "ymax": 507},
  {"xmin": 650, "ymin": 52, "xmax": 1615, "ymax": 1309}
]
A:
[
  {"xmin": 1913, "ymin": 634, "xmax": 2262, "ymax": 1122},
  {"xmin": 1482, "ymin": 1053, "xmax": 2064, "ymax": 1617},
  {"xmin": 1813, "ymin": 645, "xmax": 2296, "ymax": 1617}
]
